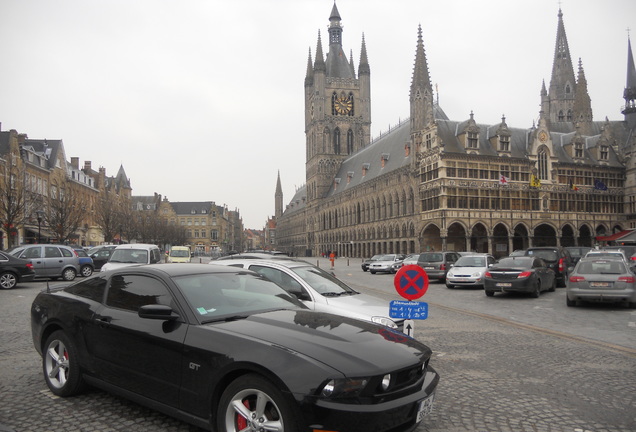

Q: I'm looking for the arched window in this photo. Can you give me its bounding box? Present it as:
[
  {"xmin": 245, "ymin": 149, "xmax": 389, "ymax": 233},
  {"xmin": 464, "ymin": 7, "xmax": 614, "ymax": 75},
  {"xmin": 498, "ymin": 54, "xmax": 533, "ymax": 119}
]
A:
[
  {"xmin": 558, "ymin": 110, "xmax": 564, "ymax": 121},
  {"xmin": 566, "ymin": 110, "xmax": 573, "ymax": 121},
  {"xmin": 347, "ymin": 129, "xmax": 354, "ymax": 154},
  {"xmin": 538, "ymin": 148, "xmax": 549, "ymax": 180},
  {"xmin": 333, "ymin": 128, "xmax": 341, "ymax": 154}
]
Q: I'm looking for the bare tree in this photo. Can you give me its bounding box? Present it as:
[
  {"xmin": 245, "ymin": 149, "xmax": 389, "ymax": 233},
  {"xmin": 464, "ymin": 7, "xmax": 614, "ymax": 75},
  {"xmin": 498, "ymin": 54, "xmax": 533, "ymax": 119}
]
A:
[
  {"xmin": 0, "ymin": 156, "xmax": 34, "ymax": 247},
  {"xmin": 44, "ymin": 178, "xmax": 86, "ymax": 244},
  {"xmin": 94, "ymin": 188, "xmax": 122, "ymax": 244}
]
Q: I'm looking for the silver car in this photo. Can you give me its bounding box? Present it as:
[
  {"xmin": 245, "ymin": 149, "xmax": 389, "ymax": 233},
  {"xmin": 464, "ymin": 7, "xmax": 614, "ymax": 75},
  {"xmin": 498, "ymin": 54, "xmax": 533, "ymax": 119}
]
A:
[
  {"xmin": 8, "ymin": 244, "xmax": 80, "ymax": 281},
  {"xmin": 212, "ymin": 258, "xmax": 403, "ymax": 331},
  {"xmin": 369, "ymin": 254, "xmax": 405, "ymax": 274},
  {"xmin": 566, "ymin": 257, "xmax": 636, "ymax": 307},
  {"xmin": 445, "ymin": 253, "xmax": 496, "ymax": 288}
]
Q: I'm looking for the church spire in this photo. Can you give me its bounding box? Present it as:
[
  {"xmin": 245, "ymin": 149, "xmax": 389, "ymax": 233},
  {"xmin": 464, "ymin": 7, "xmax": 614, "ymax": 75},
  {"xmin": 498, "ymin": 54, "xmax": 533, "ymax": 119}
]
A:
[
  {"xmin": 410, "ymin": 25, "xmax": 435, "ymax": 130},
  {"xmin": 547, "ymin": 8, "xmax": 577, "ymax": 124},
  {"xmin": 305, "ymin": 48, "xmax": 314, "ymax": 88},
  {"xmin": 358, "ymin": 33, "xmax": 370, "ymax": 76},
  {"xmin": 623, "ymin": 35, "xmax": 636, "ymax": 126},
  {"xmin": 275, "ymin": 171, "xmax": 283, "ymax": 219},
  {"xmin": 572, "ymin": 58, "xmax": 593, "ymax": 126},
  {"xmin": 314, "ymin": 31, "xmax": 326, "ymax": 73}
]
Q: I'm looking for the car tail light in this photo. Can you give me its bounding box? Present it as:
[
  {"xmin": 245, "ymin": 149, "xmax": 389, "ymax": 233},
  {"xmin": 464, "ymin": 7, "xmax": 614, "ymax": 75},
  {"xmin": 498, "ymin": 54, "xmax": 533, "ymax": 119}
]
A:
[
  {"xmin": 26, "ymin": 262, "xmax": 34, "ymax": 270},
  {"xmin": 569, "ymin": 275, "xmax": 585, "ymax": 282},
  {"xmin": 558, "ymin": 257, "xmax": 564, "ymax": 272},
  {"xmin": 440, "ymin": 263, "xmax": 446, "ymax": 271},
  {"xmin": 618, "ymin": 276, "xmax": 635, "ymax": 283},
  {"xmin": 631, "ymin": 256, "xmax": 636, "ymax": 262},
  {"xmin": 517, "ymin": 271, "xmax": 532, "ymax": 278},
  {"xmin": 484, "ymin": 271, "xmax": 492, "ymax": 278}
]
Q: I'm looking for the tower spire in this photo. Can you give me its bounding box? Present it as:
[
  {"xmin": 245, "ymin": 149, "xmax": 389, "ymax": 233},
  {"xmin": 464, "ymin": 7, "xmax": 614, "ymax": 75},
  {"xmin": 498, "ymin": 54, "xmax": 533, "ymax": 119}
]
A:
[
  {"xmin": 275, "ymin": 171, "xmax": 283, "ymax": 219},
  {"xmin": 572, "ymin": 58, "xmax": 593, "ymax": 127},
  {"xmin": 410, "ymin": 25, "xmax": 435, "ymax": 130},
  {"xmin": 547, "ymin": 7, "xmax": 577, "ymax": 124},
  {"xmin": 623, "ymin": 35, "xmax": 636, "ymax": 126}
]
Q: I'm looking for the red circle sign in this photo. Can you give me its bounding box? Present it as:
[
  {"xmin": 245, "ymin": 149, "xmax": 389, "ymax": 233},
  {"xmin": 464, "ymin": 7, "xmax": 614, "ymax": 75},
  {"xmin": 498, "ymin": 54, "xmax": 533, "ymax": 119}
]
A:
[{"xmin": 394, "ymin": 265, "xmax": 429, "ymax": 300}]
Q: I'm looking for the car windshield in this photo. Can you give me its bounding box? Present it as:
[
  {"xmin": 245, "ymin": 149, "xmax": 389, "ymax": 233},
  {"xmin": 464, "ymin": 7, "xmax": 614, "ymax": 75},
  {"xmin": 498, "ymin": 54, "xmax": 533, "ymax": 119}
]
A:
[
  {"xmin": 419, "ymin": 253, "xmax": 443, "ymax": 262},
  {"xmin": 291, "ymin": 265, "xmax": 357, "ymax": 296},
  {"xmin": 378, "ymin": 254, "xmax": 396, "ymax": 261},
  {"xmin": 175, "ymin": 272, "xmax": 304, "ymax": 323},
  {"xmin": 109, "ymin": 249, "xmax": 149, "ymax": 264},
  {"xmin": 576, "ymin": 260, "xmax": 626, "ymax": 275},
  {"xmin": 170, "ymin": 250, "xmax": 190, "ymax": 257},
  {"xmin": 586, "ymin": 252, "xmax": 624, "ymax": 259},
  {"xmin": 455, "ymin": 256, "xmax": 486, "ymax": 267}
]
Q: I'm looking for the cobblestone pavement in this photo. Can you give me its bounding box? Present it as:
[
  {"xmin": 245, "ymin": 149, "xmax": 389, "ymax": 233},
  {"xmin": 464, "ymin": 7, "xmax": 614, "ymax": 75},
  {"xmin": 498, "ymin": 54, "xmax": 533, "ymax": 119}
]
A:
[{"xmin": 1, "ymin": 274, "xmax": 635, "ymax": 432}]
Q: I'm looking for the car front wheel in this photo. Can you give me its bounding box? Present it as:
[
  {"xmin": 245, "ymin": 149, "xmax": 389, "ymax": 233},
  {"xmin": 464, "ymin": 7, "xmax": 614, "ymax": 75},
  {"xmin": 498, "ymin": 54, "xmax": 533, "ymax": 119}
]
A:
[
  {"xmin": 80, "ymin": 265, "xmax": 93, "ymax": 277},
  {"xmin": 62, "ymin": 268, "xmax": 76, "ymax": 281},
  {"xmin": 0, "ymin": 272, "xmax": 17, "ymax": 289},
  {"xmin": 43, "ymin": 330, "xmax": 85, "ymax": 397},
  {"xmin": 485, "ymin": 290, "xmax": 494, "ymax": 297},
  {"xmin": 218, "ymin": 374, "xmax": 298, "ymax": 432}
]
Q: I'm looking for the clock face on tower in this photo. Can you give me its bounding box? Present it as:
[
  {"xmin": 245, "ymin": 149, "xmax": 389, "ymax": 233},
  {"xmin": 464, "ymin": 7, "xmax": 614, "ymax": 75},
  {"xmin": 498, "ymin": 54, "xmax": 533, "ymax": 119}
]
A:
[{"xmin": 334, "ymin": 95, "xmax": 353, "ymax": 115}]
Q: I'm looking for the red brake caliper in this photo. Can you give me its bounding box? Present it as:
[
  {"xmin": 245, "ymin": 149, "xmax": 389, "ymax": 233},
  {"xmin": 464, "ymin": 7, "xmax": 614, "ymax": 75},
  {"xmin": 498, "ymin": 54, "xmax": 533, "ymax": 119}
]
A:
[{"xmin": 237, "ymin": 399, "xmax": 250, "ymax": 430}]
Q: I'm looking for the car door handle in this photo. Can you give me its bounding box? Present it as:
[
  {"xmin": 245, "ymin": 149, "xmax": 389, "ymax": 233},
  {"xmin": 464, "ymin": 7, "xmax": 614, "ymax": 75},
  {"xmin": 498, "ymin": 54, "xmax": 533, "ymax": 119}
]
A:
[{"xmin": 94, "ymin": 316, "xmax": 112, "ymax": 327}]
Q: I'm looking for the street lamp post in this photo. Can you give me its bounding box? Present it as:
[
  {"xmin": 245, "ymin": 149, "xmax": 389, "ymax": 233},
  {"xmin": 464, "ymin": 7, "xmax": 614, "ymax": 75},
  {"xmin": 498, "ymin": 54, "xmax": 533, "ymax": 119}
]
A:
[{"xmin": 36, "ymin": 210, "xmax": 44, "ymax": 243}]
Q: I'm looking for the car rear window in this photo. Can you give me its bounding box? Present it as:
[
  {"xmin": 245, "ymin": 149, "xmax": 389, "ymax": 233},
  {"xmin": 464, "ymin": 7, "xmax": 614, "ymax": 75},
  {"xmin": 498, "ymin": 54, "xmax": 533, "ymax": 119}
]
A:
[
  {"xmin": 577, "ymin": 260, "xmax": 626, "ymax": 275},
  {"xmin": 526, "ymin": 249, "xmax": 557, "ymax": 262},
  {"xmin": 419, "ymin": 253, "xmax": 443, "ymax": 262}
]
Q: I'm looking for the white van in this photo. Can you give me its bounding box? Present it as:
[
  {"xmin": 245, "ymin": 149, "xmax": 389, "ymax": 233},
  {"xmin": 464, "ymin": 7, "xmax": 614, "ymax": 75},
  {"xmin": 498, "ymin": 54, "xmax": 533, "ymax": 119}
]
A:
[
  {"xmin": 168, "ymin": 246, "xmax": 191, "ymax": 263},
  {"xmin": 101, "ymin": 244, "xmax": 162, "ymax": 272}
]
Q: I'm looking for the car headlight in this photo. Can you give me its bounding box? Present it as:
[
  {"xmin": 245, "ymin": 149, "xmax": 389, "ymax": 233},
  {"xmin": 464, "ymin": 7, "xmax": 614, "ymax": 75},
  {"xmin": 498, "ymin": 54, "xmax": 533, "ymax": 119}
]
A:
[
  {"xmin": 371, "ymin": 316, "xmax": 398, "ymax": 329},
  {"xmin": 320, "ymin": 377, "xmax": 369, "ymax": 398},
  {"xmin": 447, "ymin": 271, "xmax": 454, "ymax": 277},
  {"xmin": 472, "ymin": 271, "xmax": 483, "ymax": 278}
]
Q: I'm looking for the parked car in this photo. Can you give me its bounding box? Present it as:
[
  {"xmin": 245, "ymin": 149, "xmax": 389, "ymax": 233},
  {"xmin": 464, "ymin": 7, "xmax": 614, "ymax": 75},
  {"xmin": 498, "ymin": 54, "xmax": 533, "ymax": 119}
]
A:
[
  {"xmin": 167, "ymin": 246, "xmax": 191, "ymax": 263},
  {"xmin": 8, "ymin": 244, "xmax": 80, "ymax": 281},
  {"xmin": 566, "ymin": 257, "xmax": 636, "ymax": 307},
  {"xmin": 31, "ymin": 264, "xmax": 439, "ymax": 431},
  {"xmin": 369, "ymin": 254, "xmax": 406, "ymax": 274},
  {"xmin": 564, "ymin": 246, "xmax": 592, "ymax": 264},
  {"xmin": 87, "ymin": 245, "xmax": 117, "ymax": 271},
  {"xmin": 445, "ymin": 253, "xmax": 496, "ymax": 288},
  {"xmin": 100, "ymin": 243, "xmax": 162, "ymax": 272},
  {"xmin": 584, "ymin": 249, "xmax": 630, "ymax": 263},
  {"xmin": 361, "ymin": 254, "xmax": 383, "ymax": 272},
  {"xmin": 484, "ymin": 256, "xmax": 556, "ymax": 298},
  {"xmin": 0, "ymin": 251, "xmax": 36, "ymax": 289},
  {"xmin": 214, "ymin": 258, "xmax": 404, "ymax": 331},
  {"xmin": 416, "ymin": 251, "xmax": 460, "ymax": 282},
  {"xmin": 402, "ymin": 253, "xmax": 421, "ymax": 265},
  {"xmin": 74, "ymin": 248, "xmax": 95, "ymax": 277},
  {"xmin": 523, "ymin": 246, "xmax": 574, "ymax": 287}
]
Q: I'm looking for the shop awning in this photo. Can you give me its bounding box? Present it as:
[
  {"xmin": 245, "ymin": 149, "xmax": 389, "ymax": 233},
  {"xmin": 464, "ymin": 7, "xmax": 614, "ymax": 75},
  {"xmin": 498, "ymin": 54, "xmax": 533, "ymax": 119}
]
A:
[{"xmin": 595, "ymin": 230, "xmax": 633, "ymax": 242}]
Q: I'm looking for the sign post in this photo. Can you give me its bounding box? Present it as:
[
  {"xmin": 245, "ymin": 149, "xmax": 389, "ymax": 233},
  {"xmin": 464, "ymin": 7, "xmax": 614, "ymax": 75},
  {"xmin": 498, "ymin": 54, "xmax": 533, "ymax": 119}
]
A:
[{"xmin": 391, "ymin": 265, "xmax": 430, "ymax": 335}]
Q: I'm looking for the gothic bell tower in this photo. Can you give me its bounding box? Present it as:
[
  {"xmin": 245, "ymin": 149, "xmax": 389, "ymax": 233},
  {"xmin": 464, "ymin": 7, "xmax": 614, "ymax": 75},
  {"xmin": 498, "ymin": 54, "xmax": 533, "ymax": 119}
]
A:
[{"xmin": 304, "ymin": 3, "xmax": 371, "ymax": 203}]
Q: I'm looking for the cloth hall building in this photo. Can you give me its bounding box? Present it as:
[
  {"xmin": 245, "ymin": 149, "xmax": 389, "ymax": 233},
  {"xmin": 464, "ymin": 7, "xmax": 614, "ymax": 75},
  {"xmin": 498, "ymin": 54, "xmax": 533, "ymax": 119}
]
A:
[{"xmin": 275, "ymin": 5, "xmax": 636, "ymax": 259}]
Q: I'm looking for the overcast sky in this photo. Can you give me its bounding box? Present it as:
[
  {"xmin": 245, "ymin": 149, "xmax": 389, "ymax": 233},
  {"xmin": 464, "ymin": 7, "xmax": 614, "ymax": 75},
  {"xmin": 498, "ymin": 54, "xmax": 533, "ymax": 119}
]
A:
[{"xmin": 1, "ymin": 0, "xmax": 634, "ymax": 229}]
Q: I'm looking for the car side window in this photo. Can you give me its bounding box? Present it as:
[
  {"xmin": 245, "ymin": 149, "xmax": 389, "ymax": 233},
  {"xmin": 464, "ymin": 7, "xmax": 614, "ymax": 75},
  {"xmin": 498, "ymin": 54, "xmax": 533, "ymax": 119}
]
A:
[
  {"xmin": 60, "ymin": 248, "xmax": 73, "ymax": 258},
  {"xmin": 106, "ymin": 274, "xmax": 177, "ymax": 312},
  {"xmin": 149, "ymin": 249, "xmax": 160, "ymax": 264},
  {"xmin": 249, "ymin": 265, "xmax": 308, "ymax": 299},
  {"xmin": 65, "ymin": 276, "xmax": 108, "ymax": 302},
  {"xmin": 22, "ymin": 247, "xmax": 41, "ymax": 259},
  {"xmin": 45, "ymin": 247, "xmax": 62, "ymax": 258}
]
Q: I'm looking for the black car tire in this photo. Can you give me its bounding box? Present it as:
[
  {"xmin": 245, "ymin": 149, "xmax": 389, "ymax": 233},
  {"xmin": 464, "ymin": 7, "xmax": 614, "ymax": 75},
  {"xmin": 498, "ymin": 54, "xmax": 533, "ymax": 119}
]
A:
[
  {"xmin": 531, "ymin": 281, "xmax": 541, "ymax": 298},
  {"xmin": 218, "ymin": 374, "xmax": 299, "ymax": 432},
  {"xmin": 485, "ymin": 290, "xmax": 494, "ymax": 297},
  {"xmin": 80, "ymin": 265, "xmax": 93, "ymax": 277},
  {"xmin": 445, "ymin": 282, "xmax": 454, "ymax": 289},
  {"xmin": 370, "ymin": 271, "xmax": 376, "ymax": 274},
  {"xmin": 362, "ymin": 268, "xmax": 367, "ymax": 272},
  {"xmin": 62, "ymin": 268, "xmax": 76, "ymax": 281},
  {"xmin": 566, "ymin": 297, "xmax": 576, "ymax": 307},
  {"xmin": 43, "ymin": 330, "xmax": 85, "ymax": 397},
  {"xmin": 548, "ymin": 276, "xmax": 556, "ymax": 292},
  {"xmin": 0, "ymin": 271, "xmax": 17, "ymax": 289}
]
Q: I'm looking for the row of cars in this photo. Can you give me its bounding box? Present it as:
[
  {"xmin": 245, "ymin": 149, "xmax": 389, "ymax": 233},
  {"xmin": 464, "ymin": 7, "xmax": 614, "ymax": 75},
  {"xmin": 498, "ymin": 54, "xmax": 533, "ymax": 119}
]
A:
[
  {"xmin": 30, "ymin": 252, "xmax": 440, "ymax": 431},
  {"xmin": 362, "ymin": 246, "xmax": 636, "ymax": 307}
]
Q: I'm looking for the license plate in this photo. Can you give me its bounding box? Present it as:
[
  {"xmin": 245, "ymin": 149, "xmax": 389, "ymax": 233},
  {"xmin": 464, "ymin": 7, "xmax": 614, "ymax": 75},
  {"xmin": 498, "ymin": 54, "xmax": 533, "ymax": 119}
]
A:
[
  {"xmin": 590, "ymin": 282, "xmax": 610, "ymax": 287},
  {"xmin": 416, "ymin": 393, "xmax": 435, "ymax": 421},
  {"xmin": 425, "ymin": 267, "xmax": 434, "ymax": 270},
  {"xmin": 496, "ymin": 282, "xmax": 512, "ymax": 287}
]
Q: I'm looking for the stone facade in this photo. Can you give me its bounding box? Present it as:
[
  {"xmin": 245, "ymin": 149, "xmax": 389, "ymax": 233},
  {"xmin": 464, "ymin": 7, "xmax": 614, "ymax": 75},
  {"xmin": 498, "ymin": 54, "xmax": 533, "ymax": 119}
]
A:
[{"xmin": 275, "ymin": 6, "xmax": 636, "ymax": 259}]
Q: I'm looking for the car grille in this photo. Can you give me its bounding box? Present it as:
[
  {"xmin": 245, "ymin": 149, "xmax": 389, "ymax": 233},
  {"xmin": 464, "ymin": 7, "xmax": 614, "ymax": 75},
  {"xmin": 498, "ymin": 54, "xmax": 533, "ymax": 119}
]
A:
[{"xmin": 365, "ymin": 361, "xmax": 428, "ymax": 403}]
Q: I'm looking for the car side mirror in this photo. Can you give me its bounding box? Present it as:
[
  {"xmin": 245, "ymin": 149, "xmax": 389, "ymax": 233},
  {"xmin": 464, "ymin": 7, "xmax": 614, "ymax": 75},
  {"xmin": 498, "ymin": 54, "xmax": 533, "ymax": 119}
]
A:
[{"xmin": 138, "ymin": 304, "xmax": 179, "ymax": 321}]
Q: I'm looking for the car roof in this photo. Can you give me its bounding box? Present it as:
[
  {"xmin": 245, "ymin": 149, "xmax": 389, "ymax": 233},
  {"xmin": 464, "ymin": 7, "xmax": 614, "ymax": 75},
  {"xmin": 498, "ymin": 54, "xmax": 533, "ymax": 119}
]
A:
[
  {"xmin": 213, "ymin": 258, "xmax": 313, "ymax": 269},
  {"xmin": 102, "ymin": 263, "xmax": 247, "ymax": 277},
  {"xmin": 113, "ymin": 243, "xmax": 159, "ymax": 250}
]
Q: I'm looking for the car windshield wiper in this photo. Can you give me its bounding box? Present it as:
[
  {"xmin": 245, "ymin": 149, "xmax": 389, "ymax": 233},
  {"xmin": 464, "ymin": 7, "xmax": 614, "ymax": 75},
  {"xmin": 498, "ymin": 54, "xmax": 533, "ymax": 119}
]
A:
[{"xmin": 201, "ymin": 314, "xmax": 249, "ymax": 324}]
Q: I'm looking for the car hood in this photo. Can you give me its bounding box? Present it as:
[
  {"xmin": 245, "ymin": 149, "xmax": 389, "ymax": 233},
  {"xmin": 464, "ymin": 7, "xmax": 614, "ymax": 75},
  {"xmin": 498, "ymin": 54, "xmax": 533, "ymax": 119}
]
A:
[
  {"xmin": 315, "ymin": 292, "xmax": 393, "ymax": 321},
  {"xmin": 450, "ymin": 265, "xmax": 487, "ymax": 273},
  {"xmin": 370, "ymin": 260, "xmax": 397, "ymax": 265},
  {"xmin": 212, "ymin": 309, "xmax": 428, "ymax": 375}
]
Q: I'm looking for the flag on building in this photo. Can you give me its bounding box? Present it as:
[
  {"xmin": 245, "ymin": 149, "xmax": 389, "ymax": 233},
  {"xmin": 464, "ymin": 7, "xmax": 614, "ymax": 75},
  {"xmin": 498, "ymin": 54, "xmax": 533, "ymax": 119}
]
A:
[
  {"xmin": 498, "ymin": 174, "xmax": 510, "ymax": 185},
  {"xmin": 569, "ymin": 178, "xmax": 579, "ymax": 191},
  {"xmin": 594, "ymin": 179, "xmax": 607, "ymax": 190},
  {"xmin": 530, "ymin": 175, "xmax": 541, "ymax": 187}
]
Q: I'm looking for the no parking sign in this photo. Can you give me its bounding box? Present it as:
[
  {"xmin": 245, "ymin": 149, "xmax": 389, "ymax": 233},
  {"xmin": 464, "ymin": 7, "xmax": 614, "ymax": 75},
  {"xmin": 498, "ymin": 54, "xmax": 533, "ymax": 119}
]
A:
[{"xmin": 391, "ymin": 265, "xmax": 430, "ymax": 335}]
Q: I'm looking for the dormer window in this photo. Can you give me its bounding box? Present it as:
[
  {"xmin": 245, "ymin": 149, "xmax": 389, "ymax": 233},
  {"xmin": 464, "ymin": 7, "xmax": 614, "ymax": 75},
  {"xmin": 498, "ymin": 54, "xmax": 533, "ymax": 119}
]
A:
[
  {"xmin": 425, "ymin": 133, "xmax": 433, "ymax": 149},
  {"xmin": 362, "ymin": 163, "xmax": 370, "ymax": 176},
  {"xmin": 499, "ymin": 135, "xmax": 510, "ymax": 152},
  {"xmin": 347, "ymin": 171, "xmax": 354, "ymax": 184},
  {"xmin": 574, "ymin": 142, "xmax": 584, "ymax": 158},
  {"xmin": 467, "ymin": 132, "xmax": 478, "ymax": 149},
  {"xmin": 381, "ymin": 153, "xmax": 390, "ymax": 168},
  {"xmin": 600, "ymin": 145, "xmax": 609, "ymax": 161}
]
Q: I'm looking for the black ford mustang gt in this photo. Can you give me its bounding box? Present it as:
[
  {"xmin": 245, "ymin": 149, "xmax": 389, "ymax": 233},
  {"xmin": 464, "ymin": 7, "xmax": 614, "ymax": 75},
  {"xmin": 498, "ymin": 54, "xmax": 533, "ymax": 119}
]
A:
[{"xmin": 31, "ymin": 263, "xmax": 439, "ymax": 432}]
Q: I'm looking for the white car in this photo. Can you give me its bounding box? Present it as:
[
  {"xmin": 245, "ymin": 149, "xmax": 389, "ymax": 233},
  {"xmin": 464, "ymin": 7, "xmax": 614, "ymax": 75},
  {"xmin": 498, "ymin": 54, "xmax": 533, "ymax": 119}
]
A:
[
  {"xmin": 369, "ymin": 254, "xmax": 406, "ymax": 274},
  {"xmin": 445, "ymin": 253, "xmax": 496, "ymax": 288},
  {"xmin": 212, "ymin": 258, "xmax": 403, "ymax": 331},
  {"xmin": 101, "ymin": 244, "xmax": 163, "ymax": 272}
]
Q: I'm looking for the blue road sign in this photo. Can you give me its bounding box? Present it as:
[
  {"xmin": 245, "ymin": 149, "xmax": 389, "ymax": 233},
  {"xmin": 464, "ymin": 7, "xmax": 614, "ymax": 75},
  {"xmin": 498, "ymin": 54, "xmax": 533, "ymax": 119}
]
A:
[{"xmin": 389, "ymin": 300, "xmax": 428, "ymax": 319}]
